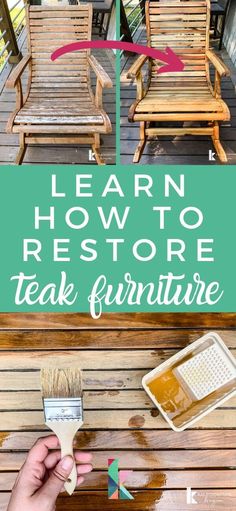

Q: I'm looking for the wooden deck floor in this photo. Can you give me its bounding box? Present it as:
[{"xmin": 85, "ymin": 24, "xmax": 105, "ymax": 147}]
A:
[
  {"xmin": 0, "ymin": 312, "xmax": 235, "ymax": 511},
  {"xmin": 0, "ymin": 31, "xmax": 116, "ymax": 165},
  {"xmin": 121, "ymin": 29, "xmax": 236, "ymax": 165}
]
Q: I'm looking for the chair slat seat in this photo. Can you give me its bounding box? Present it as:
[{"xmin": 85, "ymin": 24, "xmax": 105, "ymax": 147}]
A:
[
  {"xmin": 136, "ymin": 93, "xmax": 228, "ymax": 116},
  {"xmin": 15, "ymin": 99, "xmax": 105, "ymax": 125}
]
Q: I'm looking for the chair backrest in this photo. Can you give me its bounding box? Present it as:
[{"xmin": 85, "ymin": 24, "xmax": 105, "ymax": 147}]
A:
[
  {"xmin": 146, "ymin": 0, "xmax": 210, "ymax": 79},
  {"xmin": 27, "ymin": 4, "xmax": 92, "ymax": 90}
]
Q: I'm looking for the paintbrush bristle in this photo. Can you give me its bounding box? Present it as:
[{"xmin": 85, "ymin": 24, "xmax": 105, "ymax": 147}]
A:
[{"xmin": 40, "ymin": 368, "xmax": 83, "ymax": 399}]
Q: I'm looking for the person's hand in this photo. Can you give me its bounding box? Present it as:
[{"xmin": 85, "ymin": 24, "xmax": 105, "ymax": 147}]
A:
[{"xmin": 7, "ymin": 435, "xmax": 93, "ymax": 511}]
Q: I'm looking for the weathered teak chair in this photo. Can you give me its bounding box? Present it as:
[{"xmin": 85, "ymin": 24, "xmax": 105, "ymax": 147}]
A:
[
  {"xmin": 6, "ymin": 3, "xmax": 112, "ymax": 165},
  {"xmin": 127, "ymin": 0, "xmax": 230, "ymax": 163}
]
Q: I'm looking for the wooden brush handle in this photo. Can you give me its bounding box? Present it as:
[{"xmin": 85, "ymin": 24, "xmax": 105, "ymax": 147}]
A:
[
  {"xmin": 46, "ymin": 421, "xmax": 81, "ymax": 496},
  {"xmin": 59, "ymin": 431, "xmax": 77, "ymax": 496}
]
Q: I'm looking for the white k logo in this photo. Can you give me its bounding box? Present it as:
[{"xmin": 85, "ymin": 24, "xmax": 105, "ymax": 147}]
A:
[
  {"xmin": 186, "ymin": 487, "xmax": 197, "ymax": 504},
  {"xmin": 89, "ymin": 149, "xmax": 95, "ymax": 161},
  {"xmin": 209, "ymin": 149, "xmax": 216, "ymax": 161}
]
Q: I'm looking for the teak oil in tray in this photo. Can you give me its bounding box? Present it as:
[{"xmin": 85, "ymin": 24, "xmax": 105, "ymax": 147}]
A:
[{"xmin": 144, "ymin": 334, "xmax": 236, "ymax": 430}]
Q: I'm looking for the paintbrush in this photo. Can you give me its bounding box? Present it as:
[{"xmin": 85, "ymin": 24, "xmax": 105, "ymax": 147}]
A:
[{"xmin": 40, "ymin": 367, "xmax": 84, "ymax": 495}]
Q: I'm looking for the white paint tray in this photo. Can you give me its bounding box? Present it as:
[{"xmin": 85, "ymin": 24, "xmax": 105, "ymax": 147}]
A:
[{"xmin": 142, "ymin": 333, "xmax": 236, "ymax": 431}]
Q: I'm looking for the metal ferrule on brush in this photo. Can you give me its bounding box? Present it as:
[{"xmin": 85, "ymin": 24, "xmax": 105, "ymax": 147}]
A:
[{"xmin": 43, "ymin": 397, "xmax": 83, "ymax": 422}]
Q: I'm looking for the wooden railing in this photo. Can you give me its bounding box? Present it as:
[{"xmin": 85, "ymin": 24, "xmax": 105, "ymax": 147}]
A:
[
  {"xmin": 120, "ymin": 0, "xmax": 145, "ymax": 43},
  {"xmin": 0, "ymin": 0, "xmax": 26, "ymax": 85}
]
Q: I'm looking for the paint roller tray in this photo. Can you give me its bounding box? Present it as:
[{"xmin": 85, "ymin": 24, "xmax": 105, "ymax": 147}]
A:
[{"xmin": 142, "ymin": 333, "xmax": 236, "ymax": 431}]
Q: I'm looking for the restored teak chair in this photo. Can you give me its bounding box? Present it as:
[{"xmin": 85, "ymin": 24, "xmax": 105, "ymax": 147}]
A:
[
  {"xmin": 6, "ymin": 3, "xmax": 112, "ymax": 165},
  {"xmin": 127, "ymin": 0, "xmax": 230, "ymax": 163}
]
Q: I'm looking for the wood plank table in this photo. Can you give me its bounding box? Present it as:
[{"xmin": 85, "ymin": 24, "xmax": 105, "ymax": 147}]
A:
[
  {"xmin": 0, "ymin": 313, "xmax": 235, "ymax": 510},
  {"xmin": 81, "ymin": 0, "xmax": 115, "ymax": 39}
]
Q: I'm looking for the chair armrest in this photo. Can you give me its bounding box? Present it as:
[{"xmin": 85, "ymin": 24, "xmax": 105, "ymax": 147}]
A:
[
  {"xmin": 206, "ymin": 50, "xmax": 230, "ymax": 77},
  {"xmin": 126, "ymin": 54, "xmax": 148, "ymax": 79},
  {"xmin": 6, "ymin": 54, "xmax": 31, "ymax": 88},
  {"xmin": 88, "ymin": 55, "xmax": 113, "ymax": 88}
]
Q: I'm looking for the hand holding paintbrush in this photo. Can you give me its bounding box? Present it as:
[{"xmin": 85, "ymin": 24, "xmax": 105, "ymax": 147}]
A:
[
  {"xmin": 41, "ymin": 368, "xmax": 84, "ymax": 495},
  {"xmin": 7, "ymin": 435, "xmax": 92, "ymax": 511}
]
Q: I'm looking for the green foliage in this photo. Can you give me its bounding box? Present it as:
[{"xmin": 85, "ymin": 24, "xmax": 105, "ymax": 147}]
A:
[{"xmin": 125, "ymin": 3, "xmax": 143, "ymax": 37}]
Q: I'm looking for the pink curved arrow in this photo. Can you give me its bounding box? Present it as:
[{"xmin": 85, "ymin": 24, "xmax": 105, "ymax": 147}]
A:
[{"xmin": 51, "ymin": 41, "xmax": 184, "ymax": 75}]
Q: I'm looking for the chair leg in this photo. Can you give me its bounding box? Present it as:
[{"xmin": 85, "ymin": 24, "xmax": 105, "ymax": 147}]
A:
[
  {"xmin": 15, "ymin": 133, "xmax": 27, "ymax": 165},
  {"xmin": 133, "ymin": 122, "xmax": 146, "ymax": 163},
  {"xmin": 219, "ymin": 12, "xmax": 227, "ymax": 50},
  {"xmin": 92, "ymin": 134, "xmax": 105, "ymax": 165},
  {"xmin": 99, "ymin": 13, "xmax": 105, "ymax": 36},
  {"xmin": 211, "ymin": 121, "xmax": 227, "ymax": 163},
  {"xmin": 214, "ymin": 14, "xmax": 219, "ymax": 39}
]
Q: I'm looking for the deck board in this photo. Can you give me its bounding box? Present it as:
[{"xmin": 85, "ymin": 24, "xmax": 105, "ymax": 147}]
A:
[
  {"xmin": 0, "ymin": 490, "xmax": 236, "ymax": 511},
  {"xmin": 1, "ymin": 469, "xmax": 236, "ymax": 491},
  {"xmin": 0, "ymin": 313, "xmax": 235, "ymax": 510}
]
